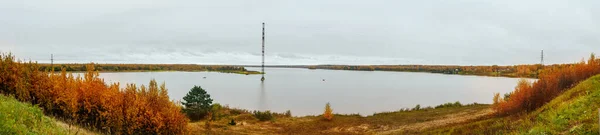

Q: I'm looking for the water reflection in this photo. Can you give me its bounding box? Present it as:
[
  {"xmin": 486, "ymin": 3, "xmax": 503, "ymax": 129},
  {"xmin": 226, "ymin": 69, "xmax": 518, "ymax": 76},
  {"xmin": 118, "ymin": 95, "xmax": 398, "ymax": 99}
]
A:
[{"xmin": 258, "ymin": 81, "xmax": 267, "ymax": 111}]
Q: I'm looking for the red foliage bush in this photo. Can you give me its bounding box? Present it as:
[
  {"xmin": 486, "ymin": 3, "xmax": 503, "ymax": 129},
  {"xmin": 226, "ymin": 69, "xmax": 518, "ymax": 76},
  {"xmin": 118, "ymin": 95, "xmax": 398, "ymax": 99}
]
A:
[
  {"xmin": 493, "ymin": 54, "xmax": 600, "ymax": 115},
  {"xmin": 0, "ymin": 53, "xmax": 188, "ymax": 134}
]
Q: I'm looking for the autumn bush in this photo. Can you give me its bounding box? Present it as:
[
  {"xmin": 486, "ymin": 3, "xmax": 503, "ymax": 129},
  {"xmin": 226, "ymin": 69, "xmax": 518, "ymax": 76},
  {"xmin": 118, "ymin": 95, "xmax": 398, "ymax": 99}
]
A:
[
  {"xmin": 493, "ymin": 53, "xmax": 600, "ymax": 115},
  {"xmin": 253, "ymin": 110, "xmax": 274, "ymax": 121},
  {"xmin": 411, "ymin": 104, "xmax": 421, "ymax": 111},
  {"xmin": 434, "ymin": 101, "xmax": 462, "ymax": 109},
  {"xmin": 285, "ymin": 110, "xmax": 292, "ymax": 117},
  {"xmin": 210, "ymin": 103, "xmax": 223, "ymax": 121},
  {"xmin": 323, "ymin": 102, "xmax": 333, "ymax": 121},
  {"xmin": 0, "ymin": 53, "xmax": 188, "ymax": 134}
]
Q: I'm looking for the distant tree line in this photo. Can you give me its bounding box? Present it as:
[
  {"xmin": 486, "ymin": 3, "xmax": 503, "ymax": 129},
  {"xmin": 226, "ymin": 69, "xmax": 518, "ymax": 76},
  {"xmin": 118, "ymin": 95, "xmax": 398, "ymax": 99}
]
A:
[
  {"xmin": 37, "ymin": 63, "xmax": 249, "ymax": 72},
  {"xmin": 307, "ymin": 64, "xmax": 575, "ymax": 78}
]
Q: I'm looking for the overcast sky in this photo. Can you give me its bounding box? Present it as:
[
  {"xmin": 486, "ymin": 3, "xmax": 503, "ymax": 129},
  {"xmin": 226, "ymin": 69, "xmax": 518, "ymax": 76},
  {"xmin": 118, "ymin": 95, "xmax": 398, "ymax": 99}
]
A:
[{"xmin": 0, "ymin": 0, "xmax": 598, "ymax": 65}]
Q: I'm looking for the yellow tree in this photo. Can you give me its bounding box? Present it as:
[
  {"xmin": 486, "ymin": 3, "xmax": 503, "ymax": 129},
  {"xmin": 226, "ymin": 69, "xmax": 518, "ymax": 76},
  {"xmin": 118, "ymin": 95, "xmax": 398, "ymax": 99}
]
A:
[{"xmin": 323, "ymin": 102, "xmax": 333, "ymax": 121}]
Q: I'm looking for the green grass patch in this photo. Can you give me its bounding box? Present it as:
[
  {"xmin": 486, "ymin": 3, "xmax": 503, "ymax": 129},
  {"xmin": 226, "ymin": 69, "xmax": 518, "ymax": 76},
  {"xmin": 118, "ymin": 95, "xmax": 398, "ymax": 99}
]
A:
[
  {"xmin": 428, "ymin": 74, "xmax": 600, "ymax": 134},
  {"xmin": 0, "ymin": 95, "xmax": 68, "ymax": 135}
]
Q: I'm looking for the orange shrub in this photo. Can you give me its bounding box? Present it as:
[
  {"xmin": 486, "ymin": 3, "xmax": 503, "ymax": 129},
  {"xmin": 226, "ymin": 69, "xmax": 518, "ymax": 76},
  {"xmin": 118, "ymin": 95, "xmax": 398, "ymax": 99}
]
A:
[
  {"xmin": 0, "ymin": 53, "xmax": 188, "ymax": 134},
  {"xmin": 323, "ymin": 102, "xmax": 333, "ymax": 121},
  {"xmin": 494, "ymin": 53, "xmax": 600, "ymax": 115}
]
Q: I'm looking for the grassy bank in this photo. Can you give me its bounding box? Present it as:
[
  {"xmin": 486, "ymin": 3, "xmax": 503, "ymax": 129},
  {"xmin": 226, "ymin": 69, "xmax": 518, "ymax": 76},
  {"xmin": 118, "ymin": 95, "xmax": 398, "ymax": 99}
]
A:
[
  {"xmin": 428, "ymin": 74, "xmax": 600, "ymax": 134},
  {"xmin": 0, "ymin": 94, "xmax": 70, "ymax": 134},
  {"xmin": 189, "ymin": 70, "xmax": 600, "ymax": 134},
  {"xmin": 188, "ymin": 103, "xmax": 491, "ymax": 134}
]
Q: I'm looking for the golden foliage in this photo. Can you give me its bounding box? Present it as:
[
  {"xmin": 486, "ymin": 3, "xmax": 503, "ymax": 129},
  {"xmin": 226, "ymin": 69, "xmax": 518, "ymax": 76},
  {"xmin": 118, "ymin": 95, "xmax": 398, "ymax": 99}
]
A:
[
  {"xmin": 492, "ymin": 93, "xmax": 501, "ymax": 106},
  {"xmin": 494, "ymin": 53, "xmax": 600, "ymax": 115},
  {"xmin": 0, "ymin": 53, "xmax": 188, "ymax": 134},
  {"xmin": 323, "ymin": 102, "xmax": 333, "ymax": 121}
]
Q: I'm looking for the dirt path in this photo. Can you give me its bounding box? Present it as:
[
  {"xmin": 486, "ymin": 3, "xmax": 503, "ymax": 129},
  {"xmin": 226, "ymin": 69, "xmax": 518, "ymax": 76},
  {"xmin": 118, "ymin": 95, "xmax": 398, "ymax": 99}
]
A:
[
  {"xmin": 55, "ymin": 120, "xmax": 99, "ymax": 135},
  {"xmin": 377, "ymin": 108, "xmax": 494, "ymax": 134}
]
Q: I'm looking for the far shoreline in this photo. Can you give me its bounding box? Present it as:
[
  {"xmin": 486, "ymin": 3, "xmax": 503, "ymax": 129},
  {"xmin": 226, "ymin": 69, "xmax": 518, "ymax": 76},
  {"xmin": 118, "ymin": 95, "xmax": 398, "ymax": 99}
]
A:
[{"xmin": 36, "ymin": 62, "xmax": 554, "ymax": 78}]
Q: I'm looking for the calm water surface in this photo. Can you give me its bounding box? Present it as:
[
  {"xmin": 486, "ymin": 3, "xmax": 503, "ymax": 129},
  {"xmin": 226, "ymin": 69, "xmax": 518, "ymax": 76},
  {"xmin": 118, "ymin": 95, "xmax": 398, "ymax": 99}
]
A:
[{"xmin": 92, "ymin": 67, "xmax": 532, "ymax": 116}]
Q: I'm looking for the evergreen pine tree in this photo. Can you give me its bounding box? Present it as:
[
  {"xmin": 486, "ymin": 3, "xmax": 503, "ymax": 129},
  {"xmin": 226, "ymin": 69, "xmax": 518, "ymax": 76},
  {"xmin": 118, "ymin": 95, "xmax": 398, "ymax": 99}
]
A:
[{"xmin": 182, "ymin": 85, "xmax": 213, "ymax": 121}]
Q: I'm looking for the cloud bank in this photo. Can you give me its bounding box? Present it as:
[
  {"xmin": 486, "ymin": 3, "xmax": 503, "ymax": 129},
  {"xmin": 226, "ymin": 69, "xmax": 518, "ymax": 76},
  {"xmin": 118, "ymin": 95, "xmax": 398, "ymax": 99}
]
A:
[{"xmin": 1, "ymin": 0, "xmax": 599, "ymax": 65}]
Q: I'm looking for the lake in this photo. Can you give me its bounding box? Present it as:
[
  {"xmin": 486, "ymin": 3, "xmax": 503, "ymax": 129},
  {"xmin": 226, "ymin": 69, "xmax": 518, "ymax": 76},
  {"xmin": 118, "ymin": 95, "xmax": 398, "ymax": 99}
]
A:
[{"xmin": 92, "ymin": 67, "xmax": 532, "ymax": 116}]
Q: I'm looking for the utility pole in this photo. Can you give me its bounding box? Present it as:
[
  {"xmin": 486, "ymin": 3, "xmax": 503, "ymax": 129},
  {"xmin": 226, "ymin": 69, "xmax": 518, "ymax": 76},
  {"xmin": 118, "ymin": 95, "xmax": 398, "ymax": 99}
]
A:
[
  {"xmin": 261, "ymin": 22, "xmax": 266, "ymax": 82},
  {"xmin": 51, "ymin": 54, "xmax": 54, "ymax": 72},
  {"xmin": 541, "ymin": 50, "xmax": 544, "ymax": 66}
]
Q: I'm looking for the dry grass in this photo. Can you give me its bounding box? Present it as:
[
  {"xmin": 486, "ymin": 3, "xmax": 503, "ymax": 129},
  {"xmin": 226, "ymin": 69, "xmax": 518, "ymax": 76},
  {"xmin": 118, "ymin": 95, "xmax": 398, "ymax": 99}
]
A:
[
  {"xmin": 188, "ymin": 104, "xmax": 491, "ymax": 134},
  {"xmin": 54, "ymin": 120, "xmax": 99, "ymax": 135},
  {"xmin": 379, "ymin": 108, "xmax": 493, "ymax": 134}
]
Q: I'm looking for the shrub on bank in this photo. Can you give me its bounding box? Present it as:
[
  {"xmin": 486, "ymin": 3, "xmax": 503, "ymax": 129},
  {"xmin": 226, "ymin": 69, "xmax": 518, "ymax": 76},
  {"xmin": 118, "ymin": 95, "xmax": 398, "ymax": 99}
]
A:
[
  {"xmin": 210, "ymin": 103, "xmax": 223, "ymax": 121},
  {"xmin": 493, "ymin": 53, "xmax": 600, "ymax": 115},
  {"xmin": 323, "ymin": 103, "xmax": 333, "ymax": 121},
  {"xmin": 285, "ymin": 110, "xmax": 292, "ymax": 117},
  {"xmin": 435, "ymin": 101, "xmax": 463, "ymax": 109},
  {"xmin": 253, "ymin": 110, "xmax": 274, "ymax": 121},
  {"xmin": 411, "ymin": 104, "xmax": 421, "ymax": 111}
]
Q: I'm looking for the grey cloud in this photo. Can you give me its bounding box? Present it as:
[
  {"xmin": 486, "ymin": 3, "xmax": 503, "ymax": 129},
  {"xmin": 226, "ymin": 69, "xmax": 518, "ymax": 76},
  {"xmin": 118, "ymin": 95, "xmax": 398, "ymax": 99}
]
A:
[{"xmin": 1, "ymin": 0, "xmax": 599, "ymax": 65}]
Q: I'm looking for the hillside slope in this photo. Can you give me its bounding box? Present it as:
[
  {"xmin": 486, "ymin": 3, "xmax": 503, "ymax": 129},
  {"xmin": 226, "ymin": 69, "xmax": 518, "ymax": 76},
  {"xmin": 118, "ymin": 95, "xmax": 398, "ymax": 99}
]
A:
[
  {"xmin": 0, "ymin": 94, "xmax": 68, "ymax": 134},
  {"xmin": 521, "ymin": 74, "xmax": 600, "ymax": 134},
  {"xmin": 429, "ymin": 74, "xmax": 600, "ymax": 134},
  {"xmin": 0, "ymin": 95, "xmax": 96, "ymax": 135}
]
